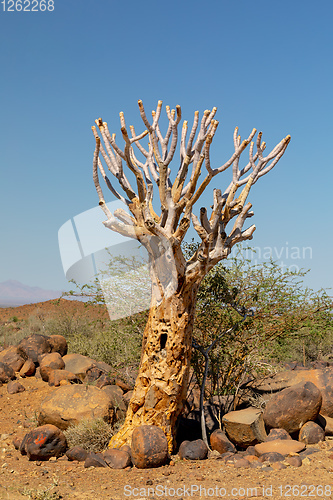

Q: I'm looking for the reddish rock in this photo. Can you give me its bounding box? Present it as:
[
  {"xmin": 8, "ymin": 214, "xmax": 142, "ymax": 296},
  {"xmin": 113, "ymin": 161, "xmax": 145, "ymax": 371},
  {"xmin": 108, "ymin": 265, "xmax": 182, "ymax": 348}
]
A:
[
  {"xmin": 318, "ymin": 414, "xmax": 333, "ymax": 435},
  {"xmin": 299, "ymin": 421, "xmax": 325, "ymax": 444},
  {"xmin": 66, "ymin": 446, "xmax": 88, "ymax": 462},
  {"xmin": 255, "ymin": 439, "xmax": 305, "ymax": 456},
  {"xmin": 115, "ymin": 379, "xmax": 132, "ymax": 393},
  {"xmin": 39, "ymin": 352, "xmax": 65, "ymax": 371},
  {"xmin": 0, "ymin": 361, "xmax": 16, "ymax": 384},
  {"xmin": 85, "ymin": 366, "xmax": 103, "ymax": 383},
  {"xmin": 210, "ymin": 429, "xmax": 236, "ymax": 454},
  {"xmin": 17, "ymin": 334, "xmax": 52, "ymax": 364},
  {"xmin": 0, "ymin": 346, "xmax": 25, "ymax": 372},
  {"xmin": 62, "ymin": 353, "xmax": 95, "ymax": 381},
  {"xmin": 178, "ymin": 439, "xmax": 208, "ymax": 460},
  {"xmin": 265, "ymin": 428, "xmax": 292, "ymax": 441},
  {"xmin": 263, "ymin": 381, "xmax": 322, "ymax": 434},
  {"xmin": 48, "ymin": 369, "xmax": 80, "ymax": 387},
  {"xmin": 20, "ymin": 424, "xmax": 67, "ymax": 461},
  {"xmin": 19, "ymin": 359, "xmax": 36, "ymax": 377},
  {"xmin": 84, "ymin": 452, "xmax": 108, "ymax": 468},
  {"xmin": 7, "ymin": 380, "xmax": 25, "ymax": 394},
  {"xmin": 48, "ymin": 335, "xmax": 68, "ymax": 357},
  {"xmin": 131, "ymin": 425, "xmax": 168, "ymax": 468},
  {"xmin": 233, "ymin": 457, "xmax": 250, "ymax": 468},
  {"xmin": 39, "ymin": 365, "xmax": 53, "ymax": 383},
  {"xmin": 104, "ymin": 448, "xmax": 132, "ymax": 469}
]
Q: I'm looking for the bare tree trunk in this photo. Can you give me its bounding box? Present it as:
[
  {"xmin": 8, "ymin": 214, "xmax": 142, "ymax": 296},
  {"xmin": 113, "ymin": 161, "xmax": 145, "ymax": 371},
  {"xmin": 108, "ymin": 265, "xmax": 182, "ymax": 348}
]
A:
[{"xmin": 109, "ymin": 285, "xmax": 199, "ymax": 453}]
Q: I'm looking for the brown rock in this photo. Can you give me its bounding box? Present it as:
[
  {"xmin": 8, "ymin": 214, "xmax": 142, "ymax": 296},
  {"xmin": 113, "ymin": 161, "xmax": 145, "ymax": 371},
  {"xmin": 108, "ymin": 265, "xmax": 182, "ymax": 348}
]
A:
[
  {"xmin": 12, "ymin": 436, "xmax": 22, "ymax": 450},
  {"xmin": 19, "ymin": 359, "xmax": 36, "ymax": 377},
  {"xmin": 299, "ymin": 421, "xmax": 325, "ymax": 444},
  {"xmin": 38, "ymin": 384, "xmax": 115, "ymax": 430},
  {"xmin": 17, "ymin": 334, "xmax": 52, "ymax": 364},
  {"xmin": 7, "ymin": 380, "xmax": 25, "ymax": 394},
  {"xmin": 48, "ymin": 335, "xmax": 68, "ymax": 357},
  {"xmin": 62, "ymin": 353, "xmax": 95, "ymax": 381},
  {"xmin": 259, "ymin": 452, "xmax": 285, "ymax": 463},
  {"xmin": 285, "ymin": 455, "xmax": 302, "ymax": 467},
  {"xmin": 265, "ymin": 428, "xmax": 292, "ymax": 441},
  {"xmin": 104, "ymin": 448, "xmax": 132, "ymax": 469},
  {"xmin": 20, "ymin": 424, "xmax": 67, "ymax": 461},
  {"xmin": 101, "ymin": 385, "xmax": 127, "ymax": 421},
  {"xmin": 66, "ymin": 446, "xmax": 88, "ymax": 462},
  {"xmin": 84, "ymin": 452, "xmax": 108, "ymax": 468},
  {"xmin": 131, "ymin": 425, "xmax": 168, "ymax": 468},
  {"xmin": 222, "ymin": 407, "xmax": 267, "ymax": 448},
  {"xmin": 0, "ymin": 361, "xmax": 16, "ymax": 384},
  {"xmin": 263, "ymin": 381, "xmax": 322, "ymax": 433},
  {"xmin": 48, "ymin": 369, "xmax": 81, "ymax": 387},
  {"xmin": 271, "ymin": 461, "xmax": 287, "ymax": 470},
  {"xmin": 39, "ymin": 352, "xmax": 65, "ymax": 371},
  {"xmin": 0, "ymin": 346, "xmax": 25, "ymax": 372},
  {"xmin": 317, "ymin": 414, "xmax": 333, "ymax": 435},
  {"xmin": 96, "ymin": 373, "xmax": 115, "ymax": 389},
  {"xmin": 115, "ymin": 379, "xmax": 132, "ymax": 393},
  {"xmin": 255, "ymin": 439, "xmax": 305, "ymax": 456},
  {"xmin": 210, "ymin": 429, "xmax": 236, "ymax": 454},
  {"xmin": 233, "ymin": 457, "xmax": 250, "ymax": 468},
  {"xmin": 178, "ymin": 439, "xmax": 208, "ymax": 460}
]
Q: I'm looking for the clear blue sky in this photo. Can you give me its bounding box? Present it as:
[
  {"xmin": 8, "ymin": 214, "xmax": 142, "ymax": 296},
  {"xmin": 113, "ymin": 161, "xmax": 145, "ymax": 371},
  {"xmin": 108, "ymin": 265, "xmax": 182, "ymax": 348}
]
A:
[{"xmin": 0, "ymin": 0, "xmax": 332, "ymax": 294}]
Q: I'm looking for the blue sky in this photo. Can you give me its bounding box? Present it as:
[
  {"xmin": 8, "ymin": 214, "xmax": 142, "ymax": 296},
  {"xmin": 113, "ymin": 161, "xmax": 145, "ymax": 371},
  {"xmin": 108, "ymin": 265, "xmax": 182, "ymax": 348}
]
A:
[{"xmin": 0, "ymin": 0, "xmax": 332, "ymax": 295}]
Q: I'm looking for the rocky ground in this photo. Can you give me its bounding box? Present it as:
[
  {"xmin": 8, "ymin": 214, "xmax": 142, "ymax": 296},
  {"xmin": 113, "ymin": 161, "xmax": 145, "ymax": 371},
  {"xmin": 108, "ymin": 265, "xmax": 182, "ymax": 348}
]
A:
[
  {"xmin": 1, "ymin": 301, "xmax": 333, "ymax": 500},
  {"xmin": 0, "ymin": 376, "xmax": 333, "ymax": 500}
]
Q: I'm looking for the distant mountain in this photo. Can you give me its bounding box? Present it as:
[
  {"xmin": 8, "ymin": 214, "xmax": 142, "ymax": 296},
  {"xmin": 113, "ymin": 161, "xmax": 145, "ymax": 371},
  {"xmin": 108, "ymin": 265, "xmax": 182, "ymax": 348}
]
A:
[{"xmin": 0, "ymin": 280, "xmax": 63, "ymax": 307}]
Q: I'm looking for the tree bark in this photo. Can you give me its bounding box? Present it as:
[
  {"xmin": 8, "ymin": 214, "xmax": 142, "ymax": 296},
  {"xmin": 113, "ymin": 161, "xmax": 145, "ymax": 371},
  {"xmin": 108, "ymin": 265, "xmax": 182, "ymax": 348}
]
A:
[{"xmin": 109, "ymin": 284, "xmax": 199, "ymax": 453}]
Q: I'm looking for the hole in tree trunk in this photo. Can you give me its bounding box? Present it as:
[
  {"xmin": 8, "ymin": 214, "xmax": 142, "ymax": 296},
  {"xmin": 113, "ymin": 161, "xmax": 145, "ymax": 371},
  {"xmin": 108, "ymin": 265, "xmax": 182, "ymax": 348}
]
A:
[{"xmin": 160, "ymin": 333, "xmax": 167, "ymax": 350}]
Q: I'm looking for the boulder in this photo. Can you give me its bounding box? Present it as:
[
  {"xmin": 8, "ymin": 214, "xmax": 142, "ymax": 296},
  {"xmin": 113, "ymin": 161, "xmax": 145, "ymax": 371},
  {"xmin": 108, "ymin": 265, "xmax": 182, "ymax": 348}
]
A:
[
  {"xmin": 38, "ymin": 385, "xmax": 115, "ymax": 430},
  {"xmin": 104, "ymin": 448, "xmax": 132, "ymax": 469},
  {"xmin": 210, "ymin": 429, "xmax": 236, "ymax": 454},
  {"xmin": 19, "ymin": 359, "xmax": 36, "ymax": 377},
  {"xmin": 39, "ymin": 352, "xmax": 65, "ymax": 371},
  {"xmin": 0, "ymin": 346, "xmax": 25, "ymax": 372},
  {"xmin": 254, "ymin": 439, "xmax": 305, "ymax": 456},
  {"xmin": 299, "ymin": 421, "xmax": 325, "ymax": 444},
  {"xmin": 178, "ymin": 439, "xmax": 208, "ymax": 460},
  {"xmin": 263, "ymin": 381, "xmax": 322, "ymax": 434},
  {"xmin": 222, "ymin": 407, "xmax": 267, "ymax": 448},
  {"xmin": 96, "ymin": 373, "xmax": 116, "ymax": 389},
  {"xmin": 265, "ymin": 428, "xmax": 292, "ymax": 441},
  {"xmin": 48, "ymin": 335, "xmax": 68, "ymax": 357},
  {"xmin": 20, "ymin": 424, "xmax": 67, "ymax": 461},
  {"xmin": 62, "ymin": 354, "xmax": 95, "ymax": 381},
  {"xmin": 66, "ymin": 446, "xmax": 88, "ymax": 462},
  {"xmin": 0, "ymin": 361, "xmax": 16, "ymax": 384},
  {"xmin": 7, "ymin": 380, "xmax": 25, "ymax": 394},
  {"xmin": 131, "ymin": 425, "xmax": 168, "ymax": 468},
  {"xmin": 252, "ymin": 368, "xmax": 333, "ymax": 418},
  {"xmin": 17, "ymin": 334, "xmax": 52, "ymax": 364}
]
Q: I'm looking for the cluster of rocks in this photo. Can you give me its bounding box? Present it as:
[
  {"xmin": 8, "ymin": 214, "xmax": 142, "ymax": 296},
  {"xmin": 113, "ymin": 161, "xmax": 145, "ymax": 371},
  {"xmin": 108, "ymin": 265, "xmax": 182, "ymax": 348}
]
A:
[{"xmin": 1, "ymin": 333, "xmax": 333, "ymax": 470}]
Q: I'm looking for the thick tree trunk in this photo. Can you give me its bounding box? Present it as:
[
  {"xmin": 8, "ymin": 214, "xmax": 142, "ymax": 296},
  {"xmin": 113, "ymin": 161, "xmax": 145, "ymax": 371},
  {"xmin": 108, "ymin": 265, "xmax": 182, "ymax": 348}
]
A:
[{"xmin": 109, "ymin": 285, "xmax": 199, "ymax": 453}]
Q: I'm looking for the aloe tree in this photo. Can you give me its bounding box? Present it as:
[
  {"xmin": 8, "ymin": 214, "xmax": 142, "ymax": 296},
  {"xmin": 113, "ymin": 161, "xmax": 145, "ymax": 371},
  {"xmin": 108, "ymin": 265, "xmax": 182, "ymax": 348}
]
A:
[{"xmin": 91, "ymin": 100, "xmax": 290, "ymax": 451}]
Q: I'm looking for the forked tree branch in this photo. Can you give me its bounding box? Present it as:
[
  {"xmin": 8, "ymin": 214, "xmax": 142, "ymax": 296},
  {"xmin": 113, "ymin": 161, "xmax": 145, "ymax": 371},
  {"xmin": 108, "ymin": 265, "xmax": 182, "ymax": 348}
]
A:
[{"xmin": 92, "ymin": 100, "xmax": 290, "ymax": 283}]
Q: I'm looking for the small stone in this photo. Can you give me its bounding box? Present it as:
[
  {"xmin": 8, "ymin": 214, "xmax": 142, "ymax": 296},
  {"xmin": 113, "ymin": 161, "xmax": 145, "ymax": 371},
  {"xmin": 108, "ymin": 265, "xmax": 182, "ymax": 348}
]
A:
[
  {"xmin": 259, "ymin": 452, "xmax": 285, "ymax": 463},
  {"xmin": 210, "ymin": 429, "xmax": 236, "ymax": 454},
  {"xmin": 271, "ymin": 461, "xmax": 287, "ymax": 470},
  {"xmin": 233, "ymin": 457, "xmax": 250, "ymax": 468},
  {"xmin": 103, "ymin": 448, "xmax": 132, "ymax": 469},
  {"xmin": 20, "ymin": 424, "xmax": 67, "ymax": 461},
  {"xmin": 7, "ymin": 381, "xmax": 25, "ymax": 394},
  {"xmin": 178, "ymin": 439, "xmax": 208, "ymax": 460},
  {"xmin": 285, "ymin": 455, "xmax": 302, "ymax": 467},
  {"xmin": 255, "ymin": 439, "xmax": 305, "ymax": 456},
  {"xmin": 265, "ymin": 428, "xmax": 292, "ymax": 441},
  {"xmin": 66, "ymin": 446, "xmax": 88, "ymax": 462},
  {"xmin": 84, "ymin": 452, "xmax": 108, "ymax": 468},
  {"xmin": 19, "ymin": 359, "xmax": 36, "ymax": 378},
  {"xmin": 299, "ymin": 421, "xmax": 325, "ymax": 444}
]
